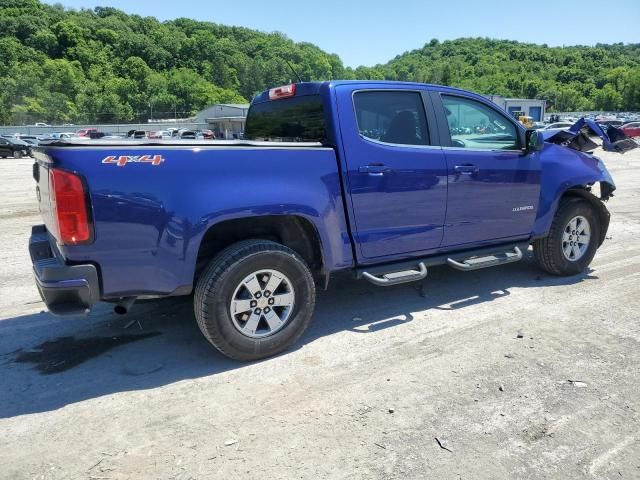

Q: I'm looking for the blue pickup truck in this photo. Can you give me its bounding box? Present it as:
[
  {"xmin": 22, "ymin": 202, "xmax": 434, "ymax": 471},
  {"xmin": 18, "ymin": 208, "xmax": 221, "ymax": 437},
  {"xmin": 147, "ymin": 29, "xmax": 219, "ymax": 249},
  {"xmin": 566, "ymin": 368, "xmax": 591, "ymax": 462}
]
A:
[{"xmin": 30, "ymin": 81, "xmax": 632, "ymax": 360}]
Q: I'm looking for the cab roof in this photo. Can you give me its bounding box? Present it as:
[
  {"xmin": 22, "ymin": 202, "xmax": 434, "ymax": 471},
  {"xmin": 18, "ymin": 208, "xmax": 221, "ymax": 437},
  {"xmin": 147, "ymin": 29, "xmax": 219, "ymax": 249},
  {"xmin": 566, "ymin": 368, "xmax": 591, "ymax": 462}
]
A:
[{"xmin": 251, "ymin": 80, "xmax": 482, "ymax": 105}]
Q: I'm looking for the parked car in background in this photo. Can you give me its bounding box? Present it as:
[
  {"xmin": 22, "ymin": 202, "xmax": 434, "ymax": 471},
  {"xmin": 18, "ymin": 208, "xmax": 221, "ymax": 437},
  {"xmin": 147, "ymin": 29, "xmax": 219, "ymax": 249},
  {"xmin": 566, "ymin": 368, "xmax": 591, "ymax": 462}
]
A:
[
  {"xmin": 76, "ymin": 128, "xmax": 99, "ymax": 137},
  {"xmin": 179, "ymin": 130, "xmax": 197, "ymax": 139},
  {"xmin": 0, "ymin": 137, "xmax": 31, "ymax": 158},
  {"xmin": 195, "ymin": 129, "xmax": 216, "ymax": 139},
  {"xmin": 543, "ymin": 122, "xmax": 573, "ymax": 130},
  {"xmin": 597, "ymin": 120, "xmax": 624, "ymax": 128},
  {"xmin": 34, "ymin": 122, "xmax": 49, "ymax": 127},
  {"xmin": 17, "ymin": 134, "xmax": 39, "ymax": 141},
  {"xmin": 127, "ymin": 130, "xmax": 148, "ymax": 139},
  {"xmin": 148, "ymin": 130, "xmax": 172, "ymax": 139},
  {"xmin": 621, "ymin": 122, "xmax": 640, "ymax": 138},
  {"xmin": 101, "ymin": 134, "xmax": 126, "ymax": 140},
  {"xmin": 20, "ymin": 138, "xmax": 40, "ymax": 147},
  {"xmin": 47, "ymin": 132, "xmax": 76, "ymax": 140}
]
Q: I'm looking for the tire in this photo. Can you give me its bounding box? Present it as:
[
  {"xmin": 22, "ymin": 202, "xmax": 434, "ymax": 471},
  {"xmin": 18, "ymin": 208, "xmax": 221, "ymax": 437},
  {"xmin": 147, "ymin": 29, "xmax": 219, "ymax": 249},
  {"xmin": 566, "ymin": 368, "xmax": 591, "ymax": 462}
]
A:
[
  {"xmin": 533, "ymin": 197, "xmax": 601, "ymax": 276},
  {"xmin": 13, "ymin": 151, "xmax": 22, "ymax": 159},
  {"xmin": 194, "ymin": 239, "xmax": 316, "ymax": 361}
]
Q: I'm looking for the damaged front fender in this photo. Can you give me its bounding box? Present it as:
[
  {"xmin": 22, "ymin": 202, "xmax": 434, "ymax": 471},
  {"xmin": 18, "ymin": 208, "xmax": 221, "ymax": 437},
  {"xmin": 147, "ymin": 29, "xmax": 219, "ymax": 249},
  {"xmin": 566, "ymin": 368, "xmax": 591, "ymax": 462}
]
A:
[
  {"xmin": 532, "ymin": 144, "xmax": 616, "ymax": 240},
  {"xmin": 543, "ymin": 117, "xmax": 638, "ymax": 153}
]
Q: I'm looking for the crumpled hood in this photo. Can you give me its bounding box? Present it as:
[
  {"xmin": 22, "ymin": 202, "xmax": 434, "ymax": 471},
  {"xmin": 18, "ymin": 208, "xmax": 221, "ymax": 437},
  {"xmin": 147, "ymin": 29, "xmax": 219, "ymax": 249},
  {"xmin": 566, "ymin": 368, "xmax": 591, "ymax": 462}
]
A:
[{"xmin": 543, "ymin": 118, "xmax": 638, "ymax": 154}]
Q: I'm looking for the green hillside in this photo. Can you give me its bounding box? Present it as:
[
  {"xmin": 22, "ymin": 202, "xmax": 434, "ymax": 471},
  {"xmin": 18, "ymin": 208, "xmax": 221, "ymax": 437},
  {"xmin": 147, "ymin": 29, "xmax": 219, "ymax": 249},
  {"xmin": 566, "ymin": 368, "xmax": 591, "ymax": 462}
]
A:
[
  {"xmin": 366, "ymin": 38, "xmax": 640, "ymax": 112},
  {"xmin": 1, "ymin": 0, "xmax": 639, "ymax": 125}
]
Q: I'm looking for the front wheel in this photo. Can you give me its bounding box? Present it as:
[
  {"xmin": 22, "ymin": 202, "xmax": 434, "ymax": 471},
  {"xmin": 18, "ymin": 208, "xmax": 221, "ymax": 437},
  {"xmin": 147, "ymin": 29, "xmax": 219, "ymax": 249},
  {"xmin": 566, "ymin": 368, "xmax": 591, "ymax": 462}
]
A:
[
  {"xmin": 194, "ymin": 240, "xmax": 316, "ymax": 361},
  {"xmin": 533, "ymin": 197, "xmax": 602, "ymax": 276},
  {"xmin": 13, "ymin": 151, "xmax": 23, "ymax": 159}
]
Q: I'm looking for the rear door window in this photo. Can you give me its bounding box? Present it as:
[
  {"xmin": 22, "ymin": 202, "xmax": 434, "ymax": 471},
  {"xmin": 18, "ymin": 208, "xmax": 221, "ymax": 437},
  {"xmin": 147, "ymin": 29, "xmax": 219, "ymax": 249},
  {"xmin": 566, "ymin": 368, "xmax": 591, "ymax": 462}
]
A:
[{"xmin": 353, "ymin": 91, "xmax": 430, "ymax": 146}]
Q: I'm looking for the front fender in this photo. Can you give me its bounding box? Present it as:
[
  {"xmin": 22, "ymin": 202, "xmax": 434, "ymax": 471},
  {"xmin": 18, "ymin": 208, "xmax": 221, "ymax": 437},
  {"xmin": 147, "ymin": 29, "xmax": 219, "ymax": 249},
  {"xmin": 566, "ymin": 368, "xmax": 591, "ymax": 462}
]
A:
[{"xmin": 532, "ymin": 144, "xmax": 615, "ymax": 239}]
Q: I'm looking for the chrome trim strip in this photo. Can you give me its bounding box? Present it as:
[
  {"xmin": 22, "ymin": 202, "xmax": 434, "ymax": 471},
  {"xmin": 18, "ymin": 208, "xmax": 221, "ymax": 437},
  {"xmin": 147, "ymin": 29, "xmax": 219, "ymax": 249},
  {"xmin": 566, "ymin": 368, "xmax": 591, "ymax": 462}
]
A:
[
  {"xmin": 38, "ymin": 139, "xmax": 326, "ymax": 148},
  {"xmin": 40, "ymin": 145, "xmax": 333, "ymax": 152},
  {"xmin": 440, "ymin": 146, "xmax": 524, "ymax": 153},
  {"xmin": 360, "ymin": 135, "xmax": 443, "ymax": 150}
]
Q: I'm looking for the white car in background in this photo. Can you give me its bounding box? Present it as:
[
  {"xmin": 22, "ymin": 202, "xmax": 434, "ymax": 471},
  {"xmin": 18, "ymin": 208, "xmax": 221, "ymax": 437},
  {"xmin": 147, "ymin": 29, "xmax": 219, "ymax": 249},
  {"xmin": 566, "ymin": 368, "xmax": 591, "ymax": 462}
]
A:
[
  {"xmin": 543, "ymin": 122, "xmax": 574, "ymax": 131},
  {"xmin": 149, "ymin": 130, "xmax": 172, "ymax": 139},
  {"xmin": 51, "ymin": 132, "xmax": 76, "ymax": 139}
]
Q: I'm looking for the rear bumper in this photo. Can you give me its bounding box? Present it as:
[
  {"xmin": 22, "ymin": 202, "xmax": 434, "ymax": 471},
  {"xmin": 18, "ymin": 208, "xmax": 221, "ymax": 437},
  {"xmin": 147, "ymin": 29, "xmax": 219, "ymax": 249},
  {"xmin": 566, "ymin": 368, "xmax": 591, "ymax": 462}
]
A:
[{"xmin": 30, "ymin": 225, "xmax": 100, "ymax": 316}]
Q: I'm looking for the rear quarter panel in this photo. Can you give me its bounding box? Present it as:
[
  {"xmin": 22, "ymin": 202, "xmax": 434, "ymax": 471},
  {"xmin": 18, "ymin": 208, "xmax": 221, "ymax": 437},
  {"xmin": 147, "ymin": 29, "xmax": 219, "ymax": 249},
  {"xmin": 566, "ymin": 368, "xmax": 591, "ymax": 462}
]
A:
[{"xmin": 44, "ymin": 145, "xmax": 352, "ymax": 298}]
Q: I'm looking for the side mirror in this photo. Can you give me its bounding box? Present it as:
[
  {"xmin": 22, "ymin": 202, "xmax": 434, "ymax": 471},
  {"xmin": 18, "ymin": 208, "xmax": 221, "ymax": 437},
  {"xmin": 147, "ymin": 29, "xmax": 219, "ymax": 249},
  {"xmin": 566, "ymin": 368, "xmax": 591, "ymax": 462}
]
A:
[{"xmin": 525, "ymin": 129, "xmax": 544, "ymax": 152}]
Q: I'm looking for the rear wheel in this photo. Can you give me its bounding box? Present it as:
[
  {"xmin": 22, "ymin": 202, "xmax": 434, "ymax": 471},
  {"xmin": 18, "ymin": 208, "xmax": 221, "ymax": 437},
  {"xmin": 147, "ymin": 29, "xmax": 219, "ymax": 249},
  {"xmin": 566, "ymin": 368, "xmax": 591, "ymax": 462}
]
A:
[
  {"xmin": 533, "ymin": 197, "xmax": 601, "ymax": 276},
  {"xmin": 194, "ymin": 239, "xmax": 316, "ymax": 361},
  {"xmin": 13, "ymin": 151, "xmax": 22, "ymax": 159}
]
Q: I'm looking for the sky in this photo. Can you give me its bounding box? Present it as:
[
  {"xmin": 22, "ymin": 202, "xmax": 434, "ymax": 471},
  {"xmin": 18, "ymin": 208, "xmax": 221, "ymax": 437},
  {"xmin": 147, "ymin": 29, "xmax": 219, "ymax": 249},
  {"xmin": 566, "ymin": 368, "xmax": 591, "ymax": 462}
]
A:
[{"xmin": 42, "ymin": 0, "xmax": 640, "ymax": 67}]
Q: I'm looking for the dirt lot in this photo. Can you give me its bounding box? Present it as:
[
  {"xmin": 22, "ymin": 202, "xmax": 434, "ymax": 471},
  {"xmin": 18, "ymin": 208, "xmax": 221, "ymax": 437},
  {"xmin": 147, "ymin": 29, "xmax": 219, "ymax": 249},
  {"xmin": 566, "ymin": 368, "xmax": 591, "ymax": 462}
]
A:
[{"xmin": 0, "ymin": 149, "xmax": 639, "ymax": 480}]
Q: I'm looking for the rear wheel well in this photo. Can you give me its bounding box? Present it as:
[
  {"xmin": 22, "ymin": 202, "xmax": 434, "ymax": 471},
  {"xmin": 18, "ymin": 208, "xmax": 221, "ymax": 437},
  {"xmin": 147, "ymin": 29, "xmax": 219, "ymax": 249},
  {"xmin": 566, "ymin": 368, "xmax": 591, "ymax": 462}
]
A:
[{"xmin": 195, "ymin": 215, "xmax": 324, "ymax": 283}]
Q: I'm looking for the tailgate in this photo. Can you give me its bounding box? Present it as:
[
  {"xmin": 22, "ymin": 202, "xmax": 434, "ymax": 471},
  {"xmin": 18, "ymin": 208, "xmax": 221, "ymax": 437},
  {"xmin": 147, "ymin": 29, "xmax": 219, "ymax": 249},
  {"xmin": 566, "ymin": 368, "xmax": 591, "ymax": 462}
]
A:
[{"xmin": 32, "ymin": 150, "xmax": 56, "ymax": 237}]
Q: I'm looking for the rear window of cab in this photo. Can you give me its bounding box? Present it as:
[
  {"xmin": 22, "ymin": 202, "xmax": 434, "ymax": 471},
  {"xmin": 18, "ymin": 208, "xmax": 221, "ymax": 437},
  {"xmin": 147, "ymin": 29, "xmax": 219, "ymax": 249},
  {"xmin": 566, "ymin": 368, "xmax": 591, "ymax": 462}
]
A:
[{"xmin": 244, "ymin": 95, "xmax": 326, "ymax": 142}]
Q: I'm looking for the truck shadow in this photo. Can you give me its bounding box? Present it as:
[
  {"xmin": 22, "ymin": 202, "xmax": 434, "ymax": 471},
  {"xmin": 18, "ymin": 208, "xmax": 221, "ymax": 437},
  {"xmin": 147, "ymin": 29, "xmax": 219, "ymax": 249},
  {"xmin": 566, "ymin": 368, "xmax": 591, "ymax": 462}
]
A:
[{"xmin": 0, "ymin": 254, "xmax": 596, "ymax": 418}]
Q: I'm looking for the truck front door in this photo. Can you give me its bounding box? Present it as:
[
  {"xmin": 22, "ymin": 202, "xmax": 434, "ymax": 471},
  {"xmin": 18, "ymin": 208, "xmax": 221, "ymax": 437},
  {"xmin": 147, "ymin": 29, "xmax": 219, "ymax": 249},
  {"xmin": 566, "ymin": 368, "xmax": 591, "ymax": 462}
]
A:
[
  {"xmin": 336, "ymin": 85, "xmax": 448, "ymax": 261},
  {"xmin": 432, "ymin": 91, "xmax": 541, "ymax": 247}
]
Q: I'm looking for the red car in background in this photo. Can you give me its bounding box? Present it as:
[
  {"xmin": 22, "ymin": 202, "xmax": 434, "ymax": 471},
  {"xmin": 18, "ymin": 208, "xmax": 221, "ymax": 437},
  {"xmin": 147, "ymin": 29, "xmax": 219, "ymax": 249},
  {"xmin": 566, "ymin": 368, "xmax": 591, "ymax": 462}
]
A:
[
  {"xmin": 196, "ymin": 129, "xmax": 216, "ymax": 139},
  {"xmin": 76, "ymin": 128, "xmax": 99, "ymax": 137},
  {"xmin": 621, "ymin": 122, "xmax": 640, "ymax": 138}
]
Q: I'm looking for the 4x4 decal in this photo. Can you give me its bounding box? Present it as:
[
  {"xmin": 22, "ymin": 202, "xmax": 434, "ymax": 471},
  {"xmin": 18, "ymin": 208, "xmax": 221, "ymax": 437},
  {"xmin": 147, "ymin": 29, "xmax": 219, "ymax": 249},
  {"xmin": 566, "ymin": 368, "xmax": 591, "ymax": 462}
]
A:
[{"xmin": 102, "ymin": 155, "xmax": 165, "ymax": 167}]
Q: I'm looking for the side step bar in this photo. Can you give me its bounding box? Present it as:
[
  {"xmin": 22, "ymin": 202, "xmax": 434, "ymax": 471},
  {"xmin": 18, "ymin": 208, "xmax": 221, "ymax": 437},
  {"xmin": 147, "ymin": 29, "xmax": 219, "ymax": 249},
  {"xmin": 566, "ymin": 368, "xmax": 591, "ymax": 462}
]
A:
[
  {"xmin": 447, "ymin": 246, "xmax": 523, "ymax": 271},
  {"xmin": 359, "ymin": 242, "xmax": 528, "ymax": 287},
  {"xmin": 362, "ymin": 262, "xmax": 428, "ymax": 287}
]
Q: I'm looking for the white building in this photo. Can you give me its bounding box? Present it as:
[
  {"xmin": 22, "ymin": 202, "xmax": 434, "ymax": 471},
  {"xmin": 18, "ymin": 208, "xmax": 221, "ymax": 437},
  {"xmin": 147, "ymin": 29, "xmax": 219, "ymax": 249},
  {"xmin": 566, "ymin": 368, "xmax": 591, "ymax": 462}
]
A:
[
  {"xmin": 194, "ymin": 103, "xmax": 249, "ymax": 139},
  {"xmin": 486, "ymin": 96, "xmax": 546, "ymax": 122}
]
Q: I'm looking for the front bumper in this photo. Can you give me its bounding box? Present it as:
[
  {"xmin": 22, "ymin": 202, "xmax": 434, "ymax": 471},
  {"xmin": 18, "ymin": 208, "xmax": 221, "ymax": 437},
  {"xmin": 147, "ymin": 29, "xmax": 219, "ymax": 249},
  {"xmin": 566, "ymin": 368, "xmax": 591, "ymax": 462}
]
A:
[{"xmin": 29, "ymin": 225, "xmax": 100, "ymax": 316}]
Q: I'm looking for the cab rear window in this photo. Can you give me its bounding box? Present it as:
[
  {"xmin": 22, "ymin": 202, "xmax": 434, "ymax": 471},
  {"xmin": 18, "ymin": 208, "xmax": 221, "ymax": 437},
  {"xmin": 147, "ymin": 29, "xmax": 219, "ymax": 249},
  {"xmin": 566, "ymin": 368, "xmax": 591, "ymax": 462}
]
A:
[{"xmin": 245, "ymin": 95, "xmax": 325, "ymax": 142}]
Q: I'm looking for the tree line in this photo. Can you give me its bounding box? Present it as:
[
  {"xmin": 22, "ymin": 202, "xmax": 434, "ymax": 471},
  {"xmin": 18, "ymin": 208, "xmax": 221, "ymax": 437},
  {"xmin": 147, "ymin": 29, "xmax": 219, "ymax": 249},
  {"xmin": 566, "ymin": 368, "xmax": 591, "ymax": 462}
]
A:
[{"xmin": 0, "ymin": 0, "xmax": 639, "ymax": 125}]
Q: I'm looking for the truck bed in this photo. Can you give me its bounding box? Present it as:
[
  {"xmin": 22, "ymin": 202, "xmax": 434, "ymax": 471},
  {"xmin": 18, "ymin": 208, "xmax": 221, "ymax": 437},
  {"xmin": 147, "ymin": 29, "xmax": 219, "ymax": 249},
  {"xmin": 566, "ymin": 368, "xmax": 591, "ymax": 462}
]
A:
[{"xmin": 34, "ymin": 140, "xmax": 354, "ymax": 299}]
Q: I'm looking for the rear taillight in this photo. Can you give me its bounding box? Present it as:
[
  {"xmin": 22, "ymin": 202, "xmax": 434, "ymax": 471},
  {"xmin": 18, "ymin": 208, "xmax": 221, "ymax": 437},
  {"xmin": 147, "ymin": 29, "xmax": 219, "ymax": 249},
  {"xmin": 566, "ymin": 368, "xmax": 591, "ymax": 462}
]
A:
[
  {"xmin": 269, "ymin": 84, "xmax": 296, "ymax": 100},
  {"xmin": 49, "ymin": 169, "xmax": 92, "ymax": 245}
]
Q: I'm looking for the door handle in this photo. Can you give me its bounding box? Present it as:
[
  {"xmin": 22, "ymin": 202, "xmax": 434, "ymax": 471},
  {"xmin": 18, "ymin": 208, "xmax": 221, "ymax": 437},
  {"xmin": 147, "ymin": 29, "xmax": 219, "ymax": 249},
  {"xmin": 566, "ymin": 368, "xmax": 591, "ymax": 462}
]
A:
[
  {"xmin": 454, "ymin": 164, "xmax": 479, "ymax": 174},
  {"xmin": 359, "ymin": 164, "xmax": 391, "ymax": 176}
]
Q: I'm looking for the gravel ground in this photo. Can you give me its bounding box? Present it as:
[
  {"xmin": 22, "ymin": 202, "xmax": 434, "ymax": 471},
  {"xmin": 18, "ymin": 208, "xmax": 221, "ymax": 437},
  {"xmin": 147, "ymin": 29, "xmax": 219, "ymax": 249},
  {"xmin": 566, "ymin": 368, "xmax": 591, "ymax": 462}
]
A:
[{"xmin": 0, "ymin": 149, "xmax": 639, "ymax": 480}]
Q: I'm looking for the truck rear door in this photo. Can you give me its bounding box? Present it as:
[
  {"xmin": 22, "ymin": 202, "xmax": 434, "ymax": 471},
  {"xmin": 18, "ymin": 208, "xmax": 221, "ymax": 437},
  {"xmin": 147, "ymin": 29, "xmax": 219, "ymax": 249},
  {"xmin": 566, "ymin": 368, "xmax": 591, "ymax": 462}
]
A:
[{"xmin": 335, "ymin": 85, "xmax": 448, "ymax": 261}]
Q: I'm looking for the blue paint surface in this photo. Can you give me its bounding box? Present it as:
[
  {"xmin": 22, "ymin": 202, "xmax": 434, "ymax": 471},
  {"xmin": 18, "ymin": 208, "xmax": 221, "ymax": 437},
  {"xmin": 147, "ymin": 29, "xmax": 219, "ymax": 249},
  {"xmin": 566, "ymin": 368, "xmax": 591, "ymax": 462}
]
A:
[{"xmin": 37, "ymin": 81, "xmax": 616, "ymax": 298}]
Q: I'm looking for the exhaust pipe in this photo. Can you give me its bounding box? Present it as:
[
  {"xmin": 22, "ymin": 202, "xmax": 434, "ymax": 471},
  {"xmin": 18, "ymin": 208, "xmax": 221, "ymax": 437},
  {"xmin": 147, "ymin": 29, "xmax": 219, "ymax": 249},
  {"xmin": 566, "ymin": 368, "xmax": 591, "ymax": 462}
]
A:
[{"xmin": 114, "ymin": 297, "xmax": 137, "ymax": 315}]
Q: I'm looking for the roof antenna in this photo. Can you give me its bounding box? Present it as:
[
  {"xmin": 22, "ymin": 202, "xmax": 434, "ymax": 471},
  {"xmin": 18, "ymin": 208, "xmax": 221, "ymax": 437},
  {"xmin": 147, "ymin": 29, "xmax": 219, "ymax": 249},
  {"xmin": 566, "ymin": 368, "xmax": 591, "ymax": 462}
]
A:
[{"xmin": 286, "ymin": 60, "xmax": 303, "ymax": 83}]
